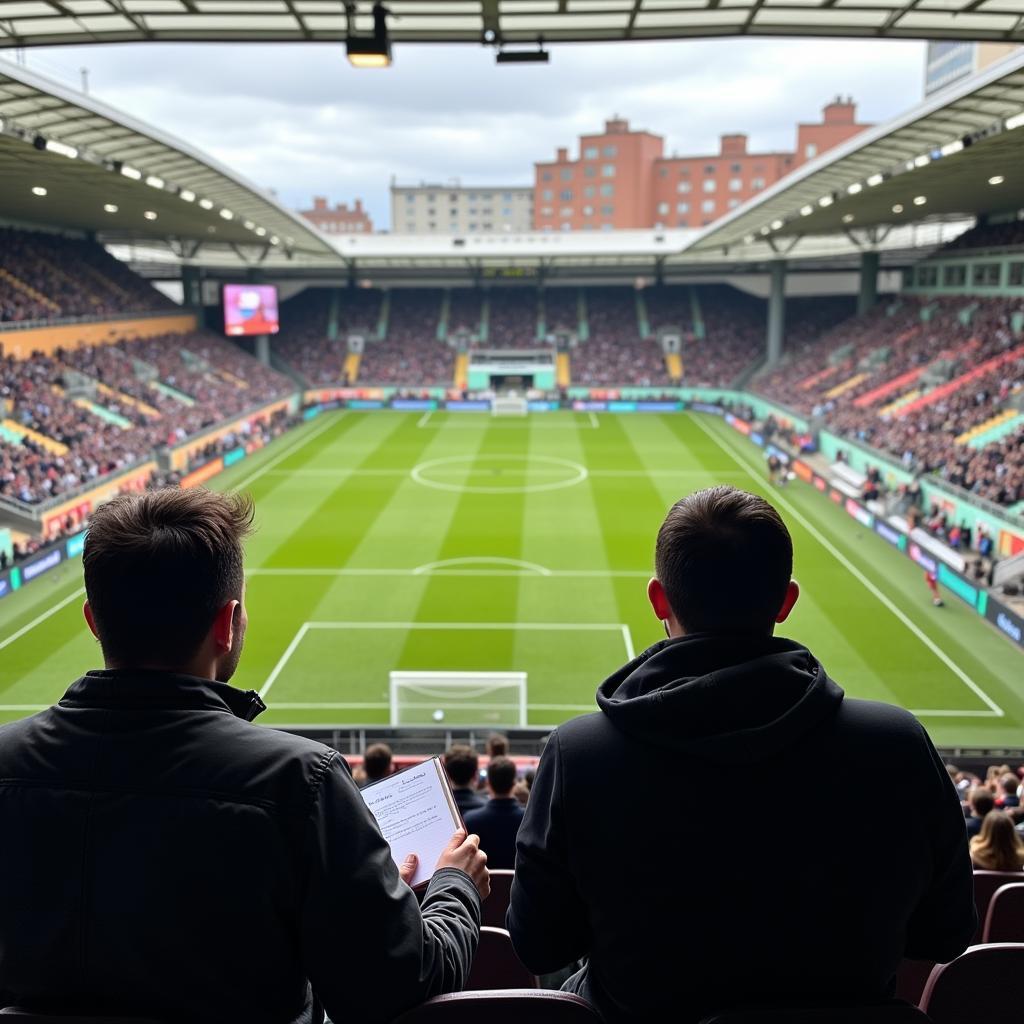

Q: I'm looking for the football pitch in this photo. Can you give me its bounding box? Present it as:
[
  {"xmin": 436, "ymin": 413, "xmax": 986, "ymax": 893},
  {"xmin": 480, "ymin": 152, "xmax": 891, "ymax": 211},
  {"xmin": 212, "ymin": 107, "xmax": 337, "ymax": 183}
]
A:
[{"xmin": 1, "ymin": 409, "xmax": 1022, "ymax": 749}]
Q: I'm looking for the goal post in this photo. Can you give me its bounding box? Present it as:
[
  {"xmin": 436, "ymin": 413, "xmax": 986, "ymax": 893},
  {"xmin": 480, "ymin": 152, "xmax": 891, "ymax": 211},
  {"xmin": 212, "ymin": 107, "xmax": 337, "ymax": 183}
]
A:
[
  {"xmin": 389, "ymin": 671, "xmax": 528, "ymax": 727},
  {"xmin": 492, "ymin": 396, "xmax": 528, "ymax": 417}
]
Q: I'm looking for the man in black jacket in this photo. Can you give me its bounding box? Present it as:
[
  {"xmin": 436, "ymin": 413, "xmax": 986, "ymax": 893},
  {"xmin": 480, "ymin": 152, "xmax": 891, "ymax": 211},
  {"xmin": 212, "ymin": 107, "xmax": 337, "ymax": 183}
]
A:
[
  {"xmin": 508, "ymin": 485, "xmax": 976, "ymax": 1023},
  {"xmin": 463, "ymin": 756, "xmax": 525, "ymax": 869},
  {"xmin": 0, "ymin": 488, "xmax": 489, "ymax": 1024}
]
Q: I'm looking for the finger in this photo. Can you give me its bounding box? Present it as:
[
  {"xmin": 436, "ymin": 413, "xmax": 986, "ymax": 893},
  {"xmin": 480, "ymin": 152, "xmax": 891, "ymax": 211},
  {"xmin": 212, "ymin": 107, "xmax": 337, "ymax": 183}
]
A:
[
  {"xmin": 399, "ymin": 853, "xmax": 418, "ymax": 884},
  {"xmin": 463, "ymin": 833, "xmax": 481, "ymax": 850},
  {"xmin": 446, "ymin": 829, "xmax": 468, "ymax": 851}
]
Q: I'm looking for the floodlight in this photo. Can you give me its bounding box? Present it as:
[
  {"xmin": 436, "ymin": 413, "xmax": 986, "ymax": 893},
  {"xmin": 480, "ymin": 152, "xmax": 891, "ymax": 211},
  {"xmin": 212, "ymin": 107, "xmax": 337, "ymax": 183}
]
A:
[
  {"xmin": 347, "ymin": 2, "xmax": 392, "ymax": 68},
  {"xmin": 496, "ymin": 48, "xmax": 549, "ymax": 64}
]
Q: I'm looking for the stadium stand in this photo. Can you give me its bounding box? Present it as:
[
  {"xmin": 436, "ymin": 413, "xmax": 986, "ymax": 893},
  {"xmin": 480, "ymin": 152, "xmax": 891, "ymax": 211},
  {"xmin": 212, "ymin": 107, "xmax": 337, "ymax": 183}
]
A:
[
  {"xmin": 940, "ymin": 218, "xmax": 1024, "ymax": 252},
  {"xmin": 753, "ymin": 295, "xmax": 1024, "ymax": 507},
  {"xmin": 0, "ymin": 228, "xmax": 173, "ymax": 323},
  {"xmin": 0, "ymin": 331, "xmax": 292, "ymax": 504},
  {"xmin": 466, "ymin": 927, "xmax": 538, "ymax": 991},
  {"xmin": 486, "ymin": 289, "xmax": 539, "ymax": 349},
  {"xmin": 359, "ymin": 290, "xmax": 452, "ymax": 385}
]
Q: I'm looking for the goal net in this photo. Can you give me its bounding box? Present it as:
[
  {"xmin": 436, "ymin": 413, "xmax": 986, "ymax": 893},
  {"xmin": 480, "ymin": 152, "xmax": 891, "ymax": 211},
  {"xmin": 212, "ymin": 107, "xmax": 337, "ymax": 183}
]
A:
[
  {"xmin": 492, "ymin": 396, "xmax": 528, "ymax": 417},
  {"xmin": 389, "ymin": 671, "xmax": 528, "ymax": 727}
]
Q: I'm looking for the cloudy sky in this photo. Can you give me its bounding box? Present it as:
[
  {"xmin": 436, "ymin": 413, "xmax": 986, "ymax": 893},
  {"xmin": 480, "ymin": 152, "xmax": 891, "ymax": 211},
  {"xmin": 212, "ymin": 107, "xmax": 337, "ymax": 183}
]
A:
[{"xmin": 25, "ymin": 36, "xmax": 926, "ymax": 229}]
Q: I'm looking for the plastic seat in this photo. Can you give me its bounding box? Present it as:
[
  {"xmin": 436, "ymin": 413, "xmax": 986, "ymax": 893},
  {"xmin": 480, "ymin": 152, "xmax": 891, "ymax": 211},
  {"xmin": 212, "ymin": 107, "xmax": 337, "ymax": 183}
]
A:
[
  {"xmin": 467, "ymin": 926, "xmax": 538, "ymax": 990},
  {"xmin": 699, "ymin": 1004, "xmax": 930, "ymax": 1022},
  {"xmin": 481, "ymin": 869, "xmax": 514, "ymax": 928},
  {"xmin": 0, "ymin": 1012, "xmax": 158, "ymax": 1024},
  {"xmin": 391, "ymin": 989, "xmax": 601, "ymax": 1023},
  {"xmin": 981, "ymin": 882, "xmax": 1024, "ymax": 942},
  {"xmin": 970, "ymin": 870, "xmax": 1024, "ymax": 943},
  {"xmin": 919, "ymin": 943, "xmax": 1024, "ymax": 1024}
]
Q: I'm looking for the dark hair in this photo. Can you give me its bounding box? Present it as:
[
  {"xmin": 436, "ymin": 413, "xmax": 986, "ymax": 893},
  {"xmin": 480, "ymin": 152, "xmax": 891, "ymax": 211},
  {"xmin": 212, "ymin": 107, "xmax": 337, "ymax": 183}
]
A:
[
  {"xmin": 83, "ymin": 488, "xmax": 254, "ymax": 667},
  {"xmin": 363, "ymin": 743, "xmax": 392, "ymax": 782},
  {"xmin": 1000, "ymin": 773, "xmax": 1020, "ymax": 796},
  {"xmin": 444, "ymin": 745, "xmax": 479, "ymax": 787},
  {"xmin": 487, "ymin": 756, "xmax": 517, "ymax": 797},
  {"xmin": 655, "ymin": 485, "xmax": 793, "ymax": 633},
  {"xmin": 487, "ymin": 732, "xmax": 510, "ymax": 757},
  {"xmin": 969, "ymin": 787, "xmax": 996, "ymax": 817}
]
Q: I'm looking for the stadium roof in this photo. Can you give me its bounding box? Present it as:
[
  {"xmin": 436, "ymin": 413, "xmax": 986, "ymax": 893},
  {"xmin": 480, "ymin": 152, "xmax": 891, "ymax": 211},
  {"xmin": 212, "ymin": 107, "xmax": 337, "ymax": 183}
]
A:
[
  {"xmin": 0, "ymin": 56, "xmax": 338, "ymax": 261},
  {"xmin": 2, "ymin": 0, "xmax": 1024, "ymax": 48},
  {"xmin": 691, "ymin": 47, "xmax": 1024, "ymax": 257}
]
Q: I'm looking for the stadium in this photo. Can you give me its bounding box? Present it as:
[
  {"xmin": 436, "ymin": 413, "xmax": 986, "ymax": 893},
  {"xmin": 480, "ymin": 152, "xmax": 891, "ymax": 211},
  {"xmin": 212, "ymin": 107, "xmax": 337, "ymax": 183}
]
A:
[{"xmin": 2, "ymin": 4, "xmax": 1024, "ymax": 1021}]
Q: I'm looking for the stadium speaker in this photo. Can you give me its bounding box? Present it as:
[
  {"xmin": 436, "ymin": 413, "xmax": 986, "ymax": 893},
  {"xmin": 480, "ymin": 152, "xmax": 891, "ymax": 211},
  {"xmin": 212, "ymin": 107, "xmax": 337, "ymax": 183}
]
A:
[{"xmin": 32, "ymin": 134, "xmax": 46, "ymax": 151}]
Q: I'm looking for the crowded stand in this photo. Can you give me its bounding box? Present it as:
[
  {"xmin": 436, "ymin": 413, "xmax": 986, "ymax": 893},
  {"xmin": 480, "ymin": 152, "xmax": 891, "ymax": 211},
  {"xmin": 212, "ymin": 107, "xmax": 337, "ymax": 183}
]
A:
[
  {"xmin": 754, "ymin": 295, "xmax": 1024, "ymax": 506},
  {"xmin": 358, "ymin": 289, "xmax": 452, "ymax": 385},
  {"xmin": 0, "ymin": 228, "xmax": 173, "ymax": 323},
  {"xmin": 484, "ymin": 288, "xmax": 539, "ymax": 348},
  {"xmin": 542, "ymin": 286, "xmax": 580, "ymax": 336},
  {"xmin": 448, "ymin": 287, "xmax": 483, "ymax": 340},
  {"xmin": 1, "ymin": 330, "xmax": 292, "ymax": 505},
  {"xmin": 941, "ymin": 217, "xmax": 1024, "ymax": 252}
]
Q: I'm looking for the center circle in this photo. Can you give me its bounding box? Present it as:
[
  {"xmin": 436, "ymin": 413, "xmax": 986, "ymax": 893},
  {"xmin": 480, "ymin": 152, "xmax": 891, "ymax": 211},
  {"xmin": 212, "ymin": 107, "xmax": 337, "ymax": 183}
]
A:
[{"xmin": 411, "ymin": 454, "xmax": 588, "ymax": 495}]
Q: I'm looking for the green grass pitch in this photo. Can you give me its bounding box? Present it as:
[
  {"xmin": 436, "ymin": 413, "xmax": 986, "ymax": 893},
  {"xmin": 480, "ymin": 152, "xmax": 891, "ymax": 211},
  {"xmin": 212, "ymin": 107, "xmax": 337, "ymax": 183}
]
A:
[{"xmin": 1, "ymin": 409, "xmax": 1022, "ymax": 749}]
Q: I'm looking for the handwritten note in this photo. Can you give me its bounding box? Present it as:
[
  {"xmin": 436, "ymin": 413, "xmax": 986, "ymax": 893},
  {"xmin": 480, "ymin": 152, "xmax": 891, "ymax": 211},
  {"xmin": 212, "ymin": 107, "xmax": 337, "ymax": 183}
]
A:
[{"xmin": 361, "ymin": 757, "xmax": 463, "ymax": 888}]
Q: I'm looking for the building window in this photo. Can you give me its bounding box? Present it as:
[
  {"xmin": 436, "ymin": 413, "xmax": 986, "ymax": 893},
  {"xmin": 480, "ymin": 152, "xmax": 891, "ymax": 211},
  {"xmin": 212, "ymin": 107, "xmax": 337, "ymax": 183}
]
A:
[
  {"xmin": 542, "ymin": 172, "xmax": 552, "ymax": 182},
  {"xmin": 502, "ymin": 208, "xmax": 511, "ymax": 216},
  {"xmin": 560, "ymin": 189, "xmax": 573, "ymax": 201},
  {"xmin": 657, "ymin": 202, "xmax": 669, "ymax": 215},
  {"xmin": 468, "ymin": 222, "xmax": 477, "ymax": 231},
  {"xmin": 704, "ymin": 164, "xmax": 716, "ymax": 174},
  {"xmin": 542, "ymin": 189, "xmax": 553, "ymax": 201},
  {"xmin": 560, "ymin": 206, "xmax": 573, "ymax": 216},
  {"xmin": 584, "ymin": 185, "xmax": 596, "ymax": 198},
  {"xmin": 972, "ymin": 263, "xmax": 1001, "ymax": 287},
  {"xmin": 406, "ymin": 222, "xmax": 415, "ymax": 231},
  {"xmin": 943, "ymin": 264, "xmax": 967, "ymax": 286},
  {"xmin": 728, "ymin": 199, "xmax": 740, "ymax": 209},
  {"xmin": 583, "ymin": 205, "xmax": 594, "ymax": 215},
  {"xmin": 678, "ymin": 181, "xmax": 691, "ymax": 194},
  {"xmin": 428, "ymin": 194, "xmax": 436, "ymax": 202},
  {"xmin": 482, "ymin": 193, "xmax": 492, "ymax": 200},
  {"xmin": 601, "ymin": 205, "xmax": 614, "ymax": 216},
  {"xmin": 805, "ymin": 143, "xmax": 818, "ymax": 159},
  {"xmin": 678, "ymin": 219, "xmax": 688, "ymax": 227},
  {"xmin": 602, "ymin": 164, "xmax": 616, "ymax": 177},
  {"xmin": 428, "ymin": 221, "xmax": 436, "ymax": 230},
  {"xmin": 405, "ymin": 194, "xmax": 414, "ymax": 203},
  {"xmin": 702, "ymin": 199, "xmax": 715, "ymax": 213},
  {"xmin": 428, "ymin": 208, "xmax": 436, "ymax": 217},
  {"xmin": 703, "ymin": 179, "xmax": 716, "ymax": 193},
  {"xmin": 679, "ymin": 168, "xmax": 690, "ymax": 177},
  {"xmin": 659, "ymin": 167, "xmax": 668, "ymax": 178},
  {"xmin": 560, "ymin": 168, "xmax": 572, "ymax": 181},
  {"xmin": 730, "ymin": 163, "xmax": 741, "ymax": 173},
  {"xmin": 603, "ymin": 145, "xmax": 617, "ymax": 157},
  {"xmin": 583, "ymin": 146, "xmax": 598, "ymax": 159},
  {"xmin": 752, "ymin": 177, "xmax": 766, "ymax": 190},
  {"xmin": 561, "ymin": 222, "xmax": 571, "ymax": 231},
  {"xmin": 1008, "ymin": 262, "xmax": 1024, "ymax": 287},
  {"xmin": 600, "ymin": 184, "xmax": 614, "ymax": 197},
  {"xmin": 677, "ymin": 202, "xmax": 689, "ymax": 214},
  {"xmin": 541, "ymin": 206, "xmax": 553, "ymax": 216},
  {"xmin": 728, "ymin": 178, "xmax": 742, "ymax": 192},
  {"xmin": 503, "ymin": 192, "xmax": 512, "ymax": 201},
  {"xmin": 584, "ymin": 165, "xmax": 597, "ymax": 178},
  {"xmin": 601, "ymin": 223, "xmax": 613, "ymax": 231}
]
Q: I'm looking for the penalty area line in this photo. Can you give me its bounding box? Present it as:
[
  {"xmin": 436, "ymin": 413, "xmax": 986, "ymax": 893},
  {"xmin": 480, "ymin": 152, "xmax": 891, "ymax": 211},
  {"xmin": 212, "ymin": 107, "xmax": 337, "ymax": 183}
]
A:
[{"xmin": 691, "ymin": 414, "xmax": 1003, "ymax": 719}]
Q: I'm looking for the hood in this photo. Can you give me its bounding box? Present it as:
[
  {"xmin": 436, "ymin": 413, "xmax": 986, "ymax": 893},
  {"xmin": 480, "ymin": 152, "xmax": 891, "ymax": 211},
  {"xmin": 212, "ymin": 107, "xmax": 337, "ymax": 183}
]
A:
[{"xmin": 596, "ymin": 633, "xmax": 843, "ymax": 764}]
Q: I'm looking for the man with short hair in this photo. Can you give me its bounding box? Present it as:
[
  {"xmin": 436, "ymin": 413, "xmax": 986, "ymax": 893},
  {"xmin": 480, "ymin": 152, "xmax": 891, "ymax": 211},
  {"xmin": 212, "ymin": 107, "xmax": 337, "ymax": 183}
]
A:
[
  {"xmin": 966, "ymin": 786, "xmax": 996, "ymax": 837},
  {"xmin": 464, "ymin": 756, "xmax": 525, "ymax": 869},
  {"xmin": 362, "ymin": 742, "xmax": 393, "ymax": 786},
  {"xmin": 509, "ymin": 485, "xmax": 975, "ymax": 1022},
  {"xmin": 445, "ymin": 744, "xmax": 486, "ymax": 814},
  {"xmin": 997, "ymin": 772, "xmax": 1021, "ymax": 809},
  {"xmin": 0, "ymin": 489, "xmax": 488, "ymax": 1024}
]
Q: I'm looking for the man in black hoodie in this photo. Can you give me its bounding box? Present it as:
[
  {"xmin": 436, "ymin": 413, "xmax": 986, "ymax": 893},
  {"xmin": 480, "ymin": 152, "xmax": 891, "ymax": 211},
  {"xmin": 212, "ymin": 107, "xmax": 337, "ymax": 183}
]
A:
[{"xmin": 508, "ymin": 485, "xmax": 975, "ymax": 1022}]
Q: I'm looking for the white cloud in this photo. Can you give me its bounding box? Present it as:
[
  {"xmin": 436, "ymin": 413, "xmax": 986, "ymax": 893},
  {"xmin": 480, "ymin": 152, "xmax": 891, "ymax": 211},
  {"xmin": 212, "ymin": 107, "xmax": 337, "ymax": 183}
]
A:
[{"xmin": 27, "ymin": 36, "xmax": 926, "ymax": 228}]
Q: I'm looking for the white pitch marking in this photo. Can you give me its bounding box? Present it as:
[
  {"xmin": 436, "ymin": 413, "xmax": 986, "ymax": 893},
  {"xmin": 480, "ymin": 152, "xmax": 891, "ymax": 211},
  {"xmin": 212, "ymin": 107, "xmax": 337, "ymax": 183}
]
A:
[
  {"xmin": 229, "ymin": 412, "xmax": 341, "ymax": 494},
  {"xmin": 621, "ymin": 623, "xmax": 636, "ymax": 660},
  {"xmin": 417, "ymin": 409, "xmax": 433, "ymax": 428},
  {"xmin": 246, "ymin": 567, "xmax": 651, "ymax": 579},
  {"xmin": 588, "ymin": 411, "xmax": 599, "ymax": 429},
  {"xmin": 259, "ymin": 622, "xmax": 310, "ymax": 699},
  {"xmin": 413, "ymin": 556, "xmax": 552, "ymax": 577},
  {"xmin": 693, "ymin": 414, "xmax": 1004, "ymax": 719},
  {"xmin": 0, "ymin": 586, "xmax": 85, "ymax": 654}
]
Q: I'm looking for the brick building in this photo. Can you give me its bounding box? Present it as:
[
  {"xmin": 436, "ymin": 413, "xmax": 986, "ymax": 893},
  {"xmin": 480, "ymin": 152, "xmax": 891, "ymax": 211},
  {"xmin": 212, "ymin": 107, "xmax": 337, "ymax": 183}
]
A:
[
  {"xmin": 534, "ymin": 99, "xmax": 871, "ymax": 232},
  {"xmin": 299, "ymin": 196, "xmax": 374, "ymax": 234}
]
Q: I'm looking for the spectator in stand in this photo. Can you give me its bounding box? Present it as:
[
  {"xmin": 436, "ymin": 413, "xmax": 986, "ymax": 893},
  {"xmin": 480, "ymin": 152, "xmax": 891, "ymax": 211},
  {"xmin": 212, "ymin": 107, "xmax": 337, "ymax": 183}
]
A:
[
  {"xmin": 509, "ymin": 485, "xmax": 975, "ymax": 1022},
  {"xmin": 444, "ymin": 745, "xmax": 486, "ymax": 815},
  {"xmin": 362, "ymin": 743, "xmax": 393, "ymax": 787},
  {"xmin": 997, "ymin": 773, "xmax": 1021, "ymax": 809},
  {"xmin": 0, "ymin": 488, "xmax": 488, "ymax": 1023},
  {"xmin": 969, "ymin": 812, "xmax": 1024, "ymax": 871},
  {"xmin": 463, "ymin": 756, "xmax": 525, "ymax": 870},
  {"xmin": 966, "ymin": 787, "xmax": 996, "ymax": 838},
  {"xmin": 486, "ymin": 732, "xmax": 510, "ymax": 758}
]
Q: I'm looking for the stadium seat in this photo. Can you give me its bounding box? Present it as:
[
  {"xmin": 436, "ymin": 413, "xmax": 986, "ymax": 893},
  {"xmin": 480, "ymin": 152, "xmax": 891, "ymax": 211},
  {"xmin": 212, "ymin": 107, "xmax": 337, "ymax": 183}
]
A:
[
  {"xmin": 893, "ymin": 960, "xmax": 934, "ymax": 1008},
  {"xmin": 970, "ymin": 870, "xmax": 1024, "ymax": 943},
  {"xmin": 391, "ymin": 990, "xmax": 600, "ymax": 1023},
  {"xmin": 0, "ymin": 1012, "xmax": 158, "ymax": 1023},
  {"xmin": 481, "ymin": 868, "xmax": 514, "ymax": 927},
  {"xmin": 982, "ymin": 883, "xmax": 1024, "ymax": 943},
  {"xmin": 467, "ymin": 926, "xmax": 538, "ymax": 990},
  {"xmin": 698, "ymin": 1004, "xmax": 930, "ymax": 1022},
  {"xmin": 919, "ymin": 943, "xmax": 1024, "ymax": 1023}
]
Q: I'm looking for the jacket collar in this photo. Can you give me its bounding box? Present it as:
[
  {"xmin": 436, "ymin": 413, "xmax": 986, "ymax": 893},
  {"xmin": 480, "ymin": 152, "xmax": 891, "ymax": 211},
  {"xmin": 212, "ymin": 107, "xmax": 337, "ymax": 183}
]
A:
[{"xmin": 59, "ymin": 669, "xmax": 267, "ymax": 722}]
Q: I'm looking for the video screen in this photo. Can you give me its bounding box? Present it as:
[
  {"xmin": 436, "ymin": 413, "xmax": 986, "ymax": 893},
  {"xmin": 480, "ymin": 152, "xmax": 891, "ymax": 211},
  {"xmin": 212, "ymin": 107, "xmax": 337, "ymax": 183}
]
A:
[{"xmin": 222, "ymin": 284, "xmax": 280, "ymax": 337}]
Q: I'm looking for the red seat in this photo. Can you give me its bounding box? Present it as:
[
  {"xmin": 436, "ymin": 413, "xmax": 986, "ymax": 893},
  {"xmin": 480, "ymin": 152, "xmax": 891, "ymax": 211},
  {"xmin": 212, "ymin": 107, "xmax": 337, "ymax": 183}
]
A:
[
  {"xmin": 391, "ymin": 989, "xmax": 601, "ymax": 1023},
  {"xmin": 481, "ymin": 869, "xmax": 514, "ymax": 928},
  {"xmin": 467, "ymin": 926, "xmax": 537, "ymax": 990},
  {"xmin": 982, "ymin": 882, "xmax": 1024, "ymax": 943},
  {"xmin": 698, "ymin": 1005, "xmax": 930, "ymax": 1022},
  {"xmin": 919, "ymin": 943, "xmax": 1024, "ymax": 1024},
  {"xmin": 970, "ymin": 870, "xmax": 1024, "ymax": 943}
]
